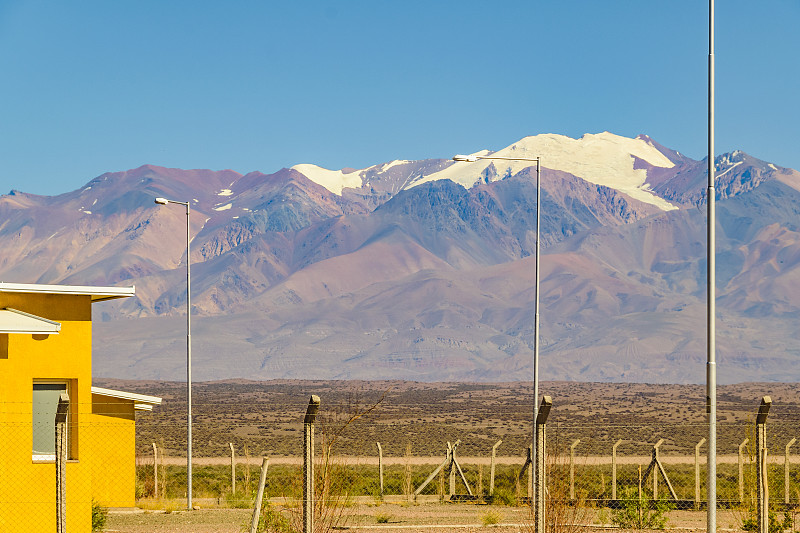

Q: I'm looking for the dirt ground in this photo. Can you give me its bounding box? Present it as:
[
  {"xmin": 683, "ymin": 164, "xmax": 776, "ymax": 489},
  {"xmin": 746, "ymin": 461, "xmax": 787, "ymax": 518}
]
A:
[{"xmin": 105, "ymin": 503, "xmax": 744, "ymax": 533}]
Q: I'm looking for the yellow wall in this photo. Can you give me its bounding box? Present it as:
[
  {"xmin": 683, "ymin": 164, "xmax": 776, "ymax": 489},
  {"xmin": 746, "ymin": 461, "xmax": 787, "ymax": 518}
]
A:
[
  {"xmin": 0, "ymin": 293, "xmax": 94, "ymax": 531},
  {"xmin": 89, "ymin": 394, "xmax": 137, "ymax": 507}
]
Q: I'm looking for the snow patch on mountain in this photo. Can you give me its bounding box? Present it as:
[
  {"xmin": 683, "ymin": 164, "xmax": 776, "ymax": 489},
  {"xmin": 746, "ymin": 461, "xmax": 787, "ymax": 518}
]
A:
[
  {"xmin": 379, "ymin": 160, "xmax": 410, "ymax": 172},
  {"xmin": 291, "ymin": 164, "xmax": 363, "ymax": 195},
  {"xmin": 414, "ymin": 132, "xmax": 678, "ymax": 211}
]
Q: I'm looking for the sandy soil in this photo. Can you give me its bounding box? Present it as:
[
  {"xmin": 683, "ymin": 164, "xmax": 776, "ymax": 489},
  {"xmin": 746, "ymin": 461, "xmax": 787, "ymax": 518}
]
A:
[{"xmin": 105, "ymin": 503, "xmax": 744, "ymax": 533}]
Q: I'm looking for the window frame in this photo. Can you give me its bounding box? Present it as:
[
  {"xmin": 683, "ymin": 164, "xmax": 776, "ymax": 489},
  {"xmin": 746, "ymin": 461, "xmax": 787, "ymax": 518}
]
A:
[{"xmin": 32, "ymin": 380, "xmax": 74, "ymax": 462}]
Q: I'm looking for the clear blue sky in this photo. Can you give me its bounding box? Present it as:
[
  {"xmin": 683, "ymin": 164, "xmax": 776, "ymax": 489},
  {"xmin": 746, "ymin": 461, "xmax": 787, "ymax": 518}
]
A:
[{"xmin": 1, "ymin": 0, "xmax": 798, "ymax": 196}]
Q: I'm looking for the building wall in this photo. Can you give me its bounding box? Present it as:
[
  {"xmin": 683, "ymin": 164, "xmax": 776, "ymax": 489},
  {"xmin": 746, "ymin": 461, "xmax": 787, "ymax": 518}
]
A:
[
  {"xmin": 89, "ymin": 394, "xmax": 137, "ymax": 507},
  {"xmin": 0, "ymin": 293, "xmax": 93, "ymax": 532}
]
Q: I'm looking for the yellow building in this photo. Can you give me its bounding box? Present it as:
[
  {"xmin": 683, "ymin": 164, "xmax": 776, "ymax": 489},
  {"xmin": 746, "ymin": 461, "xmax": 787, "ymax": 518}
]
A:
[{"xmin": 0, "ymin": 282, "xmax": 161, "ymax": 532}]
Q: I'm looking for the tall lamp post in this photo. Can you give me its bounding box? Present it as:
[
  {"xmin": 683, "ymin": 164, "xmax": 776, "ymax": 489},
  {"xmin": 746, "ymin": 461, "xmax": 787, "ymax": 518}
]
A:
[
  {"xmin": 707, "ymin": 0, "xmax": 717, "ymax": 530},
  {"xmin": 452, "ymin": 153, "xmax": 542, "ymax": 509},
  {"xmin": 154, "ymin": 196, "xmax": 193, "ymax": 510}
]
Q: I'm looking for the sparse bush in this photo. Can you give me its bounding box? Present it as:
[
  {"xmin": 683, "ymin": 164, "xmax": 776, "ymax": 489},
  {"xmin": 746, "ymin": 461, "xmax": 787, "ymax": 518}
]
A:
[
  {"xmin": 741, "ymin": 509, "xmax": 792, "ymax": 533},
  {"xmin": 487, "ymin": 487, "xmax": 515, "ymax": 506},
  {"xmin": 610, "ymin": 487, "xmax": 673, "ymax": 529},
  {"xmin": 91, "ymin": 500, "xmax": 107, "ymax": 532},
  {"xmin": 251, "ymin": 503, "xmax": 294, "ymax": 533},
  {"xmin": 481, "ymin": 509, "xmax": 502, "ymax": 526},
  {"xmin": 375, "ymin": 512, "xmax": 392, "ymax": 524}
]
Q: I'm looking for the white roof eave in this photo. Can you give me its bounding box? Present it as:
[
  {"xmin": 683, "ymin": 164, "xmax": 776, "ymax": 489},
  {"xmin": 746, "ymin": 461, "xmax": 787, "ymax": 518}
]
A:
[
  {"xmin": 0, "ymin": 282, "xmax": 135, "ymax": 302},
  {"xmin": 91, "ymin": 386, "xmax": 163, "ymax": 410},
  {"xmin": 0, "ymin": 308, "xmax": 61, "ymax": 334}
]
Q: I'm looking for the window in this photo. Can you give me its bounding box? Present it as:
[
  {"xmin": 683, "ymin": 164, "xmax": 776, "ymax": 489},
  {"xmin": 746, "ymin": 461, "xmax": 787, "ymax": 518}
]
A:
[{"xmin": 32, "ymin": 382, "xmax": 70, "ymax": 461}]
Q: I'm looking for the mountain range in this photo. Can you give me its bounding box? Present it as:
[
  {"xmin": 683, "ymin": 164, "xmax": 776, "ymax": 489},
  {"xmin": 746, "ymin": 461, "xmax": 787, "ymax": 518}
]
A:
[{"xmin": 2, "ymin": 132, "xmax": 799, "ymax": 384}]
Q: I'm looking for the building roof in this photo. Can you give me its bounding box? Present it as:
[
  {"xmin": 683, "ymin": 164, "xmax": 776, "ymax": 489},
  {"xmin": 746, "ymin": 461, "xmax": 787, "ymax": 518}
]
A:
[
  {"xmin": 91, "ymin": 386, "xmax": 163, "ymax": 411},
  {"xmin": 0, "ymin": 282, "xmax": 135, "ymax": 302},
  {"xmin": 0, "ymin": 308, "xmax": 61, "ymax": 334}
]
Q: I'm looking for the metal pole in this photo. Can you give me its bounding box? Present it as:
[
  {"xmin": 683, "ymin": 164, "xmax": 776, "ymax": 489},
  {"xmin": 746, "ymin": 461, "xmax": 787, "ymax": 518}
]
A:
[
  {"xmin": 535, "ymin": 396, "xmax": 552, "ymax": 533},
  {"xmin": 377, "ymin": 442, "xmax": 384, "ymax": 499},
  {"xmin": 186, "ymin": 202, "xmax": 193, "ymax": 510},
  {"xmin": 707, "ymin": 1, "xmax": 717, "ymax": 531},
  {"xmin": 533, "ymin": 157, "xmax": 541, "ymax": 512},
  {"xmin": 154, "ymin": 196, "xmax": 194, "ymax": 510},
  {"xmin": 756, "ymin": 397, "xmax": 772, "ymax": 533},
  {"xmin": 303, "ymin": 395, "xmax": 321, "ymax": 533},
  {"xmin": 55, "ymin": 392, "xmax": 69, "ymax": 533},
  {"xmin": 152, "ymin": 442, "xmax": 158, "ymax": 499},
  {"xmin": 250, "ymin": 457, "xmax": 271, "ymax": 533}
]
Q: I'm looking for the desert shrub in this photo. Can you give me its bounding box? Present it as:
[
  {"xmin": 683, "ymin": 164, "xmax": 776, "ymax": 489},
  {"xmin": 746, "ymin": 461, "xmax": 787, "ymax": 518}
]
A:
[
  {"xmin": 610, "ymin": 487, "xmax": 673, "ymax": 529},
  {"xmin": 91, "ymin": 500, "xmax": 107, "ymax": 532},
  {"xmin": 252, "ymin": 503, "xmax": 294, "ymax": 533},
  {"xmin": 487, "ymin": 487, "xmax": 516, "ymax": 506},
  {"xmin": 481, "ymin": 509, "xmax": 502, "ymax": 526},
  {"xmin": 741, "ymin": 509, "xmax": 792, "ymax": 533}
]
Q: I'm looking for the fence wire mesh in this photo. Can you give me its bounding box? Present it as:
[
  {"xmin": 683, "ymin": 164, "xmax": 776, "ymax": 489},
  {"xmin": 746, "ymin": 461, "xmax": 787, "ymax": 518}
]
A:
[{"xmin": 5, "ymin": 381, "xmax": 800, "ymax": 532}]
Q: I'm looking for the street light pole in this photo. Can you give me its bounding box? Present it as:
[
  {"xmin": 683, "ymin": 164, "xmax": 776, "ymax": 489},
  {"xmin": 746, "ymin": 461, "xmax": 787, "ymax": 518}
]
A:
[
  {"xmin": 154, "ymin": 197, "xmax": 193, "ymax": 510},
  {"xmin": 707, "ymin": 0, "xmax": 717, "ymax": 530},
  {"xmin": 452, "ymin": 154, "xmax": 541, "ymax": 510}
]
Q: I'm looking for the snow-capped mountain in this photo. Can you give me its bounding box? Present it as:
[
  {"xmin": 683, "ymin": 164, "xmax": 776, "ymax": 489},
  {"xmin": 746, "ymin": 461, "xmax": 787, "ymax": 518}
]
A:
[{"xmin": 2, "ymin": 132, "xmax": 799, "ymax": 384}]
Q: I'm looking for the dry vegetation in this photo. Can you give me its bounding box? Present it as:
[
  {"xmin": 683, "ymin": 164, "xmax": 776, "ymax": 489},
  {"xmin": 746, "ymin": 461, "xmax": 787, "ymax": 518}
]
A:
[{"xmin": 92, "ymin": 379, "xmax": 800, "ymax": 460}]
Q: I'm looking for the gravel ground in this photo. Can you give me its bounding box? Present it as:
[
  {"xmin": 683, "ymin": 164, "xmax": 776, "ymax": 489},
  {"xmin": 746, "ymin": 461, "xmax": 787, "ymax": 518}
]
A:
[{"xmin": 105, "ymin": 504, "xmax": 745, "ymax": 533}]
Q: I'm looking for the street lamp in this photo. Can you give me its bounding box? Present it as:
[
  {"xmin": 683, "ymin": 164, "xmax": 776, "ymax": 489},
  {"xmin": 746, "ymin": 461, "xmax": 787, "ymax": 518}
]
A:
[
  {"xmin": 707, "ymin": 1, "xmax": 717, "ymax": 531},
  {"xmin": 452, "ymin": 153, "xmax": 542, "ymax": 512},
  {"xmin": 154, "ymin": 196, "xmax": 193, "ymax": 510}
]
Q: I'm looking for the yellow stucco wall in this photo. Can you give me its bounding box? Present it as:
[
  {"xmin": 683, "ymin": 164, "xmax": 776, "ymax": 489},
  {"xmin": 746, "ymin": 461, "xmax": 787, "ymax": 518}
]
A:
[
  {"xmin": 89, "ymin": 393, "xmax": 137, "ymax": 507},
  {"xmin": 0, "ymin": 292, "xmax": 137, "ymax": 531}
]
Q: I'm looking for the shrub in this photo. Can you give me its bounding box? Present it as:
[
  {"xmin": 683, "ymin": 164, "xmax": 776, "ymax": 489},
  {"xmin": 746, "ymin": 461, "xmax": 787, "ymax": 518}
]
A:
[
  {"xmin": 252, "ymin": 503, "xmax": 294, "ymax": 533},
  {"xmin": 741, "ymin": 509, "xmax": 792, "ymax": 533},
  {"xmin": 481, "ymin": 509, "xmax": 502, "ymax": 526},
  {"xmin": 610, "ymin": 487, "xmax": 674, "ymax": 530},
  {"xmin": 91, "ymin": 500, "xmax": 107, "ymax": 532}
]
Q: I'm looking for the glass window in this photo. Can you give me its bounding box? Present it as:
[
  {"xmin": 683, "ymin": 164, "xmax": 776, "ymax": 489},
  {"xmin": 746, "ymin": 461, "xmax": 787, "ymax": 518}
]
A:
[{"xmin": 32, "ymin": 382, "xmax": 68, "ymax": 460}]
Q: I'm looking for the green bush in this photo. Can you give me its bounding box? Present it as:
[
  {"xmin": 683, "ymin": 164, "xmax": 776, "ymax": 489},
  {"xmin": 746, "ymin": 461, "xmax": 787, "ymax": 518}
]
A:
[
  {"xmin": 91, "ymin": 500, "xmax": 107, "ymax": 532},
  {"xmin": 610, "ymin": 487, "xmax": 673, "ymax": 530},
  {"xmin": 252, "ymin": 503, "xmax": 294, "ymax": 533},
  {"xmin": 741, "ymin": 510, "xmax": 792, "ymax": 533}
]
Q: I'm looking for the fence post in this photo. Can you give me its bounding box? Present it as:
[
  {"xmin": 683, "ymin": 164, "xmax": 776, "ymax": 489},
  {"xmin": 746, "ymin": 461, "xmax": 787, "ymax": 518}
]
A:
[
  {"xmin": 570, "ymin": 439, "xmax": 580, "ymax": 501},
  {"xmin": 448, "ymin": 442, "xmax": 455, "ymax": 498},
  {"xmin": 249, "ymin": 457, "xmax": 270, "ymax": 533},
  {"xmin": 376, "ymin": 442, "xmax": 384, "ymax": 499},
  {"xmin": 534, "ymin": 395, "xmax": 552, "ymax": 533},
  {"xmin": 152, "ymin": 443, "xmax": 159, "ymax": 499},
  {"xmin": 490, "ymin": 440, "xmax": 502, "ymax": 496},
  {"xmin": 756, "ymin": 396, "xmax": 772, "ymax": 533},
  {"xmin": 230, "ymin": 443, "xmax": 236, "ymax": 495},
  {"xmin": 528, "ymin": 444, "xmax": 534, "ymax": 499},
  {"xmin": 55, "ymin": 392, "xmax": 69, "ymax": 533},
  {"xmin": 695, "ymin": 438, "xmax": 706, "ymax": 510},
  {"xmin": 612, "ymin": 440, "xmax": 622, "ymax": 501},
  {"xmin": 739, "ymin": 438, "xmax": 750, "ymax": 503},
  {"xmin": 785, "ymin": 438, "xmax": 796, "ymax": 506},
  {"xmin": 303, "ymin": 395, "xmax": 320, "ymax": 533},
  {"xmin": 652, "ymin": 439, "xmax": 664, "ymax": 499}
]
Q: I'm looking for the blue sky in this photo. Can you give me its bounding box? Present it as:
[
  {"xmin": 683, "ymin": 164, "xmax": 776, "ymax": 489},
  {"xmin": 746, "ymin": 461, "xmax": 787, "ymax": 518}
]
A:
[{"xmin": 1, "ymin": 0, "xmax": 798, "ymax": 196}]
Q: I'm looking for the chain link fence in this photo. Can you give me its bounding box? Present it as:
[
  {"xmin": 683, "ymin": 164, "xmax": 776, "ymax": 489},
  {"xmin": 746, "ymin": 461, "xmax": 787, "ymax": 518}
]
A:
[{"xmin": 5, "ymin": 381, "xmax": 800, "ymax": 531}]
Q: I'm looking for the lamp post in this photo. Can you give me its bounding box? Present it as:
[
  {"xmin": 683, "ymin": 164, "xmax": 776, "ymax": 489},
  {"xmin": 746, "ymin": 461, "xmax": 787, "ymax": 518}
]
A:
[
  {"xmin": 154, "ymin": 196, "xmax": 193, "ymax": 510},
  {"xmin": 707, "ymin": 0, "xmax": 717, "ymax": 530},
  {"xmin": 452, "ymin": 153, "xmax": 542, "ymax": 510}
]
